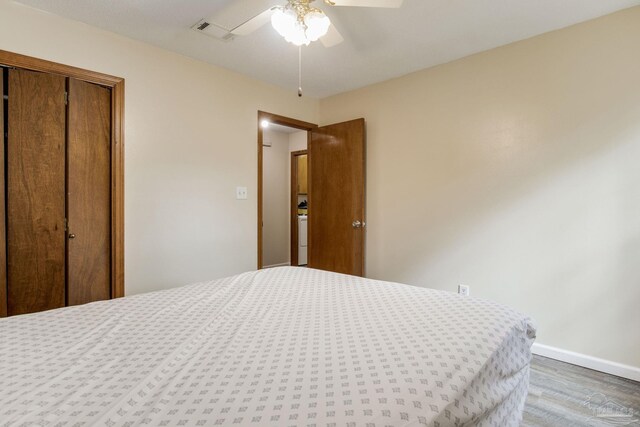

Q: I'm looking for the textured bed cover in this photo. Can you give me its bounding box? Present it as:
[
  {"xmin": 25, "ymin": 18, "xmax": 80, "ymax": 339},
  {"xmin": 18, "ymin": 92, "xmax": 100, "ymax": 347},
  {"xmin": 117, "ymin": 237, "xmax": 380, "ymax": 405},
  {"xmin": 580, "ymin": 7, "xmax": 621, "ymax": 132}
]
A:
[{"xmin": 0, "ymin": 267, "xmax": 535, "ymax": 426}]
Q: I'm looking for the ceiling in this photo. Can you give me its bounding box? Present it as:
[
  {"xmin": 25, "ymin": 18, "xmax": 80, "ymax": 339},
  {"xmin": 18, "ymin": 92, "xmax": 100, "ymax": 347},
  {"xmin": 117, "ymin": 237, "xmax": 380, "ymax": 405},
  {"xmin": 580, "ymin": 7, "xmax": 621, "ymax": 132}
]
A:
[{"xmin": 15, "ymin": 0, "xmax": 640, "ymax": 98}]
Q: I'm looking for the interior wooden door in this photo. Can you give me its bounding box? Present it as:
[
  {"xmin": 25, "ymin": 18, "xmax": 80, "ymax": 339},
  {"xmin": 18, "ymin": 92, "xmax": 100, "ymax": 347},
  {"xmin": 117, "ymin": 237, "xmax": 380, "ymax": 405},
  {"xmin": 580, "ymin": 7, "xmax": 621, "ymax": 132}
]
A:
[
  {"xmin": 308, "ymin": 118, "xmax": 365, "ymax": 276},
  {"xmin": 297, "ymin": 154, "xmax": 308, "ymax": 194},
  {"xmin": 67, "ymin": 78, "xmax": 112, "ymax": 306},
  {"xmin": 7, "ymin": 68, "xmax": 67, "ymax": 315}
]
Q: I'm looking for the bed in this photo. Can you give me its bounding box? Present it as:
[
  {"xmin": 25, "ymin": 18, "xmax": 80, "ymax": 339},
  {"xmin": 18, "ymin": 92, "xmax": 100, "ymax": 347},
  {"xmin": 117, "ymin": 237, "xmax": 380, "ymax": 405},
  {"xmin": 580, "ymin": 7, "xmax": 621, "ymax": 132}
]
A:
[{"xmin": 0, "ymin": 267, "xmax": 535, "ymax": 426}]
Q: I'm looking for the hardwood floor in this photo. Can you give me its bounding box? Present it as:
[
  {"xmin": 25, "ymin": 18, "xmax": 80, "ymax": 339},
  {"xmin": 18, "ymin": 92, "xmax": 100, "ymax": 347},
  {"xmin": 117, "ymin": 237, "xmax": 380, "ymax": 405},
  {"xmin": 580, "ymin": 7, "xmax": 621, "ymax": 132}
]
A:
[{"xmin": 524, "ymin": 355, "xmax": 640, "ymax": 426}]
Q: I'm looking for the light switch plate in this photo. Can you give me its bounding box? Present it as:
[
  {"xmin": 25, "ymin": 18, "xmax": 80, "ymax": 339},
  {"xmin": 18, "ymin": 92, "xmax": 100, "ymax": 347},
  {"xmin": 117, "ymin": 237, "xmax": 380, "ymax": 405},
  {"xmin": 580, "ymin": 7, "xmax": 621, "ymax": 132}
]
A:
[{"xmin": 236, "ymin": 186, "xmax": 248, "ymax": 200}]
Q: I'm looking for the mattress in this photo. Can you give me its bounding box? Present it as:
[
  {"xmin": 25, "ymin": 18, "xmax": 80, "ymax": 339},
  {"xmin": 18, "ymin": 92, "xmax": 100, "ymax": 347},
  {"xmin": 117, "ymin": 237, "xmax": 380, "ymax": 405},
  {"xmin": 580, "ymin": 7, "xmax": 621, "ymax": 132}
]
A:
[{"xmin": 0, "ymin": 267, "xmax": 536, "ymax": 426}]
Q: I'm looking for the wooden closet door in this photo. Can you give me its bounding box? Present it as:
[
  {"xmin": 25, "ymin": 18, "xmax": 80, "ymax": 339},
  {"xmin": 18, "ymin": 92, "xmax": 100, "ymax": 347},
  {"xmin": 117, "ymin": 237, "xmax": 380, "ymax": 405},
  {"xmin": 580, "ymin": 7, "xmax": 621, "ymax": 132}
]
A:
[
  {"xmin": 7, "ymin": 69, "xmax": 67, "ymax": 316},
  {"xmin": 67, "ymin": 78, "xmax": 111, "ymax": 306}
]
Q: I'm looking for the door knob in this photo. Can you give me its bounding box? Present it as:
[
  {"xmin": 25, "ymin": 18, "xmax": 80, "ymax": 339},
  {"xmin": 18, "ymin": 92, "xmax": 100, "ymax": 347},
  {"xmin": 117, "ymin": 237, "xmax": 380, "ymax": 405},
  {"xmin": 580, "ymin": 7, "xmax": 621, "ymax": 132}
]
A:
[
  {"xmin": 68, "ymin": 233, "xmax": 76, "ymax": 239},
  {"xmin": 352, "ymin": 221, "xmax": 362, "ymax": 228}
]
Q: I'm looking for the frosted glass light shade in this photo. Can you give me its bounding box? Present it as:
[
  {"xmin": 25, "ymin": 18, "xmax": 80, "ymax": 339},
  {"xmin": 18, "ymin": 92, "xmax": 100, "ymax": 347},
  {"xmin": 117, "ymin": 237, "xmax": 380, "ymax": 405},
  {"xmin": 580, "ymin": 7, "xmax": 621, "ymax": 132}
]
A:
[
  {"xmin": 286, "ymin": 21, "xmax": 311, "ymax": 46},
  {"xmin": 271, "ymin": 8, "xmax": 297, "ymax": 38},
  {"xmin": 304, "ymin": 11, "xmax": 330, "ymax": 41},
  {"xmin": 271, "ymin": 7, "xmax": 331, "ymax": 46}
]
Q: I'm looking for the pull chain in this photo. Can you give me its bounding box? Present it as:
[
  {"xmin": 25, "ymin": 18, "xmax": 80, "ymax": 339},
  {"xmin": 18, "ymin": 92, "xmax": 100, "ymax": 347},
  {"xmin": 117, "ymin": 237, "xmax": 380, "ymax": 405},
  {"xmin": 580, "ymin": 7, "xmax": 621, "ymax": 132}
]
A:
[{"xmin": 298, "ymin": 46, "xmax": 303, "ymax": 97}]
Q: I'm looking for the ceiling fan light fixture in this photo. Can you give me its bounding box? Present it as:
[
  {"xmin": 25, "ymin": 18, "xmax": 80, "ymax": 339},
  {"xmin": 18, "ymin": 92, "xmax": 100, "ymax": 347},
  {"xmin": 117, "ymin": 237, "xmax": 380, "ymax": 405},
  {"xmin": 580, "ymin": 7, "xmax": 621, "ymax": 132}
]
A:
[
  {"xmin": 271, "ymin": 7, "xmax": 297, "ymax": 38},
  {"xmin": 288, "ymin": 21, "xmax": 312, "ymax": 46},
  {"xmin": 271, "ymin": 2, "xmax": 331, "ymax": 46},
  {"xmin": 304, "ymin": 11, "xmax": 331, "ymax": 41}
]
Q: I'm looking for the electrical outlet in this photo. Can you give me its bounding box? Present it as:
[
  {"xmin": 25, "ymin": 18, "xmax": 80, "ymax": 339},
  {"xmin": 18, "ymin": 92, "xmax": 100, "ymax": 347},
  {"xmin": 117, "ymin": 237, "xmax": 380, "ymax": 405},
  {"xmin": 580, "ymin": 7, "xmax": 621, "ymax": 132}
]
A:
[
  {"xmin": 458, "ymin": 284, "xmax": 470, "ymax": 296},
  {"xmin": 236, "ymin": 186, "xmax": 248, "ymax": 200}
]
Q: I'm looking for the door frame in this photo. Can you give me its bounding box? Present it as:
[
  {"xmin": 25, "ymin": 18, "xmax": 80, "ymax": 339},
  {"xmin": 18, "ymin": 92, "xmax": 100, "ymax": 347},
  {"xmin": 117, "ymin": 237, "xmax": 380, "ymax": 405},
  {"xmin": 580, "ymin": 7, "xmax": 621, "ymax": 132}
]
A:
[
  {"xmin": 0, "ymin": 49, "xmax": 125, "ymax": 307},
  {"xmin": 257, "ymin": 111, "xmax": 316, "ymax": 270},
  {"xmin": 290, "ymin": 150, "xmax": 308, "ymax": 266}
]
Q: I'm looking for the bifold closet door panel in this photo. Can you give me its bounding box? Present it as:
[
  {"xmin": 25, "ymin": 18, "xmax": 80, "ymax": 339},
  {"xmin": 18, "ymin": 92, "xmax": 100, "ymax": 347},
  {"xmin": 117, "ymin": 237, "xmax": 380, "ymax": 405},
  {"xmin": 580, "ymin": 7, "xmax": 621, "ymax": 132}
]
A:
[
  {"xmin": 7, "ymin": 69, "xmax": 66, "ymax": 316},
  {"xmin": 0, "ymin": 68, "xmax": 6, "ymax": 317},
  {"xmin": 67, "ymin": 78, "xmax": 111, "ymax": 306}
]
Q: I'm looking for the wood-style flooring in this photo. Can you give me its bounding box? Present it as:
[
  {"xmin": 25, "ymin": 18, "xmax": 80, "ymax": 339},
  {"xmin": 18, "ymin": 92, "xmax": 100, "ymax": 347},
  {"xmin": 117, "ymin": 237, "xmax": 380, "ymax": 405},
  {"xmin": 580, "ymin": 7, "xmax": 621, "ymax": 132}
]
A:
[{"xmin": 523, "ymin": 355, "xmax": 640, "ymax": 426}]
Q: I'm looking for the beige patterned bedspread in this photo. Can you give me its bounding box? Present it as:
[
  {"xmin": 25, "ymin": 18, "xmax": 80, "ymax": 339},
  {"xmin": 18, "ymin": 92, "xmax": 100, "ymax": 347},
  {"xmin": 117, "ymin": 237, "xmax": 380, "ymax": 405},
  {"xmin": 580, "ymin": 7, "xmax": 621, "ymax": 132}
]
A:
[{"xmin": 0, "ymin": 267, "xmax": 535, "ymax": 426}]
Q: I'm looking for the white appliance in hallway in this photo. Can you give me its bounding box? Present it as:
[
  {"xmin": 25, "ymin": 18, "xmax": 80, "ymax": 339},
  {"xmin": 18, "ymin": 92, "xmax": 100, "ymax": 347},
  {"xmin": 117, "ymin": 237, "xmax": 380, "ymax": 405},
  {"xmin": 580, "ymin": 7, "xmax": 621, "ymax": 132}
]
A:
[{"xmin": 298, "ymin": 216, "xmax": 307, "ymax": 266}]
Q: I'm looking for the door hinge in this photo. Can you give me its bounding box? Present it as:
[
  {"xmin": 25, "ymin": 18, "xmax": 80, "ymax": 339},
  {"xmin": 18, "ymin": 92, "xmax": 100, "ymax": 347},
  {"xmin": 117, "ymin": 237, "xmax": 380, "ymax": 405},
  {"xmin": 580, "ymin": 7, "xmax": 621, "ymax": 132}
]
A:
[
  {"xmin": 64, "ymin": 92, "xmax": 68, "ymax": 105},
  {"xmin": 64, "ymin": 218, "xmax": 68, "ymax": 232}
]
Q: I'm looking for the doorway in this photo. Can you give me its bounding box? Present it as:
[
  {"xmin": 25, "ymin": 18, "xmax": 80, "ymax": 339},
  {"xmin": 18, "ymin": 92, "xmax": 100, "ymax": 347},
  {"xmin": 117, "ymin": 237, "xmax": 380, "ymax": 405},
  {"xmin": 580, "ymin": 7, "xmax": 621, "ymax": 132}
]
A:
[
  {"xmin": 290, "ymin": 150, "xmax": 308, "ymax": 266},
  {"xmin": 257, "ymin": 111, "xmax": 315, "ymax": 270},
  {"xmin": 257, "ymin": 111, "xmax": 367, "ymax": 276}
]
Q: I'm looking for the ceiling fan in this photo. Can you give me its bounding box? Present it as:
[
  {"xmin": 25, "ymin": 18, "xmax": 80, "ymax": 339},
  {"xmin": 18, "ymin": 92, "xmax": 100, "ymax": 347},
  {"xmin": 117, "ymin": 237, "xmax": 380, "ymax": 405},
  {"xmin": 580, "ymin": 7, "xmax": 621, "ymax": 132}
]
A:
[{"xmin": 193, "ymin": 0, "xmax": 404, "ymax": 48}]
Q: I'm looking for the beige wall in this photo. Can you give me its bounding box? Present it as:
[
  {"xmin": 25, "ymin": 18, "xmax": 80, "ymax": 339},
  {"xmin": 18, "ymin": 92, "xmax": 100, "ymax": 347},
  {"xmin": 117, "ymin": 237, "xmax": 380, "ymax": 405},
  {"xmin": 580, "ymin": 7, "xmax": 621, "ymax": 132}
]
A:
[
  {"xmin": 320, "ymin": 7, "xmax": 640, "ymax": 367},
  {"xmin": 262, "ymin": 130, "xmax": 291, "ymax": 267},
  {"xmin": 289, "ymin": 130, "xmax": 308, "ymax": 152},
  {"xmin": 0, "ymin": 0, "xmax": 319, "ymax": 294}
]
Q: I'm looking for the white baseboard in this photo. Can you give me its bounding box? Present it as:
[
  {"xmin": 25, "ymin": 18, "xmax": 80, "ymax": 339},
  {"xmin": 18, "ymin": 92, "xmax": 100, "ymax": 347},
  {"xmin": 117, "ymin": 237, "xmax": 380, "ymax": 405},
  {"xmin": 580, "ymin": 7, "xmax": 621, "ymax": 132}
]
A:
[
  {"xmin": 262, "ymin": 262, "xmax": 291, "ymax": 269},
  {"xmin": 532, "ymin": 343, "xmax": 640, "ymax": 382}
]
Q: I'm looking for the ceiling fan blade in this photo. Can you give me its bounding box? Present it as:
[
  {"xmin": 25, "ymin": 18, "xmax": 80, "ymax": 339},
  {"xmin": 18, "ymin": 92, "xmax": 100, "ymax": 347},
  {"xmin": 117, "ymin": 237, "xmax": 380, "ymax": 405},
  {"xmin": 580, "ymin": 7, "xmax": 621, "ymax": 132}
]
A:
[
  {"xmin": 320, "ymin": 23, "xmax": 344, "ymax": 47},
  {"xmin": 230, "ymin": 7, "xmax": 276, "ymax": 36},
  {"xmin": 328, "ymin": 0, "xmax": 403, "ymax": 7},
  {"xmin": 204, "ymin": 0, "xmax": 277, "ymax": 32}
]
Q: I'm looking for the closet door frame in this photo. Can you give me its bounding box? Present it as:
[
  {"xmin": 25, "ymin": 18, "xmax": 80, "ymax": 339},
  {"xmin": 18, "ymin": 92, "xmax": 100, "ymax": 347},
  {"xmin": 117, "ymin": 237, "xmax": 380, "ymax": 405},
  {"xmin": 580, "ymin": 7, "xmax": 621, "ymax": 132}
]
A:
[{"xmin": 0, "ymin": 49, "xmax": 125, "ymax": 308}]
